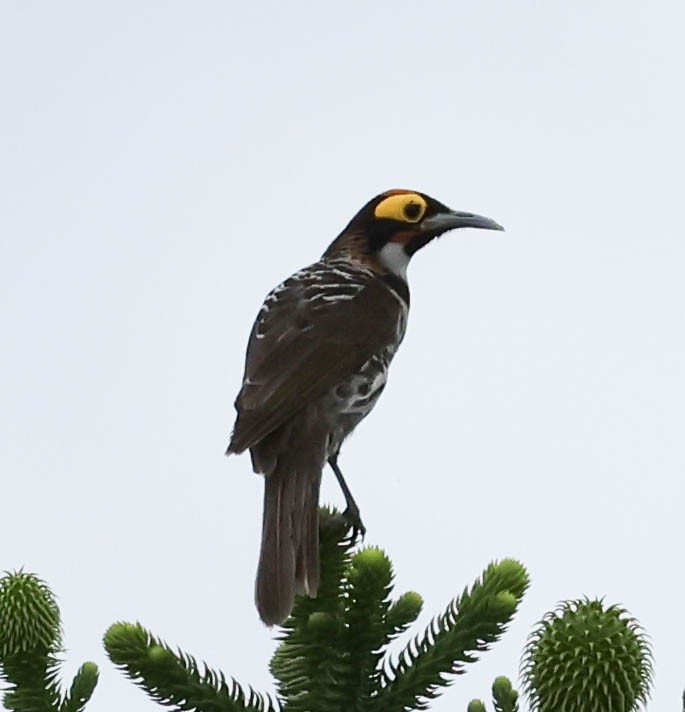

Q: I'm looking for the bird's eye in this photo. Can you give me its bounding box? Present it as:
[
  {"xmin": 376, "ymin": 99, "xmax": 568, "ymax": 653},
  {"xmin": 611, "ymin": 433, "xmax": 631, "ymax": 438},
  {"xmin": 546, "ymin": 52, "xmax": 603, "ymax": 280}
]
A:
[
  {"xmin": 404, "ymin": 202, "xmax": 422, "ymax": 221},
  {"xmin": 374, "ymin": 192, "xmax": 427, "ymax": 222}
]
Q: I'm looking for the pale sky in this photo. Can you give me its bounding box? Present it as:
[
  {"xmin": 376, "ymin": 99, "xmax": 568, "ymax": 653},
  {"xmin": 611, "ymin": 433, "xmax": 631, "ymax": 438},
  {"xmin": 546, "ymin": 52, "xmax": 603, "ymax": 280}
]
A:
[{"xmin": 2, "ymin": 2, "xmax": 684, "ymax": 710}]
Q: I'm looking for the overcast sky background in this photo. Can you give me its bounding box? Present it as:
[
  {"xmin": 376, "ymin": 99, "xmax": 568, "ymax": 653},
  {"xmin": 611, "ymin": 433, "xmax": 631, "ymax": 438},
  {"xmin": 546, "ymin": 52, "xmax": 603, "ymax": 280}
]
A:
[{"xmin": 2, "ymin": 2, "xmax": 684, "ymax": 710}]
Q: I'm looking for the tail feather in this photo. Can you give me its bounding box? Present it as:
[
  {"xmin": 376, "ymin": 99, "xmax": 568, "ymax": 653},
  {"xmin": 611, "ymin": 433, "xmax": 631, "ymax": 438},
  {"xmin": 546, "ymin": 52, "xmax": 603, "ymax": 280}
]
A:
[
  {"xmin": 295, "ymin": 476, "xmax": 320, "ymax": 596},
  {"xmin": 255, "ymin": 464, "xmax": 321, "ymax": 626}
]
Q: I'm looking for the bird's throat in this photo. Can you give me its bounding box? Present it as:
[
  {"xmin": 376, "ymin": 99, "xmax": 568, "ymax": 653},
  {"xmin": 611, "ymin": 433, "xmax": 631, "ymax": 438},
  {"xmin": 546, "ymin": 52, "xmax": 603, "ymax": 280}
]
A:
[{"xmin": 377, "ymin": 242, "xmax": 410, "ymax": 281}]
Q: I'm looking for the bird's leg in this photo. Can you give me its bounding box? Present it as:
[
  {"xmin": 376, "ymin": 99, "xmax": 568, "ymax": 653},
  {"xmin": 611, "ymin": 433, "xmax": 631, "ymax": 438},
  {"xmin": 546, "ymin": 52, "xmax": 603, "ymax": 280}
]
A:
[{"xmin": 327, "ymin": 454, "xmax": 366, "ymax": 540}]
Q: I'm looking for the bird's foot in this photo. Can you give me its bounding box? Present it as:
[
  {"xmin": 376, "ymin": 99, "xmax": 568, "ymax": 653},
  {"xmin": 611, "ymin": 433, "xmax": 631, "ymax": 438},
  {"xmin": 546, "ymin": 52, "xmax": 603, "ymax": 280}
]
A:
[{"xmin": 341, "ymin": 505, "xmax": 366, "ymax": 543}]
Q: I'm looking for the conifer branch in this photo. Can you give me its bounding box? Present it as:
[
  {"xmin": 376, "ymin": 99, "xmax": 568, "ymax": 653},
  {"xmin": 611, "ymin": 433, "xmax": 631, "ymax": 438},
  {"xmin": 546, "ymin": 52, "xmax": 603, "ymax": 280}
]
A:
[
  {"xmin": 338, "ymin": 546, "xmax": 395, "ymax": 710},
  {"xmin": 101, "ymin": 511, "xmax": 529, "ymax": 712},
  {"xmin": 270, "ymin": 509, "xmax": 352, "ymax": 712},
  {"xmin": 466, "ymin": 674, "xmax": 521, "ymax": 712},
  {"xmin": 491, "ymin": 676, "xmax": 519, "ymax": 712},
  {"xmin": 374, "ymin": 559, "xmax": 529, "ymax": 712},
  {"xmin": 58, "ymin": 663, "xmax": 99, "ymax": 712},
  {"xmin": 0, "ymin": 571, "xmax": 98, "ymax": 712},
  {"xmin": 3, "ymin": 519, "xmax": 657, "ymax": 712},
  {"xmin": 103, "ymin": 622, "xmax": 278, "ymax": 712}
]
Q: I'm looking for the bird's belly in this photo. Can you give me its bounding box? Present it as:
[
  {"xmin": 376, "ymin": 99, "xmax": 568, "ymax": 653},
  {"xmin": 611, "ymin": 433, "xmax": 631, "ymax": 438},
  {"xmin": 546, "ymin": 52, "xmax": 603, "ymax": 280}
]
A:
[
  {"xmin": 322, "ymin": 351, "xmax": 393, "ymax": 456},
  {"xmin": 322, "ymin": 303, "xmax": 407, "ymax": 457},
  {"xmin": 339, "ymin": 353, "xmax": 390, "ymax": 409}
]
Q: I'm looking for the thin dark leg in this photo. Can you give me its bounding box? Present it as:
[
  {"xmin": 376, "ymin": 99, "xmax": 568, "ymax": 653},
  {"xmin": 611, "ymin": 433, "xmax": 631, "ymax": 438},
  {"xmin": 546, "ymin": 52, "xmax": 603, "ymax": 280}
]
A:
[{"xmin": 327, "ymin": 454, "xmax": 366, "ymax": 539}]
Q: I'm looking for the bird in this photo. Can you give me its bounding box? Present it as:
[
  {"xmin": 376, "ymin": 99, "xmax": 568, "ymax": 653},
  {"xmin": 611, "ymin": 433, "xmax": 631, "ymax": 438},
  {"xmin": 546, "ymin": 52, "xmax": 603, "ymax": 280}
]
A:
[{"xmin": 227, "ymin": 189, "xmax": 503, "ymax": 625}]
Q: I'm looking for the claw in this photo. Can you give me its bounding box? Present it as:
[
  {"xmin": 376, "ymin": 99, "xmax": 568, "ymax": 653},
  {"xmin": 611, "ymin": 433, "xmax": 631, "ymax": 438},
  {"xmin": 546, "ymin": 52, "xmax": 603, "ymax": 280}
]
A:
[{"xmin": 341, "ymin": 506, "xmax": 366, "ymax": 542}]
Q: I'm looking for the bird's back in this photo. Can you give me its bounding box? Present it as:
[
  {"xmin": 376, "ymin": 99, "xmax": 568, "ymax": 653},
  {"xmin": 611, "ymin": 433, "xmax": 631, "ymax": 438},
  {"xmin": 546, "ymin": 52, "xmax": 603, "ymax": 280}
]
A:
[{"xmin": 228, "ymin": 258, "xmax": 409, "ymax": 461}]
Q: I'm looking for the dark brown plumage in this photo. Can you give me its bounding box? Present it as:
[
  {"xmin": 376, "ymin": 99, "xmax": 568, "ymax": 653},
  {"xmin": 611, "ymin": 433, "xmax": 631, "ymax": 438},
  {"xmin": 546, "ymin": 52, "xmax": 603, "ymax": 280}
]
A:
[{"xmin": 227, "ymin": 189, "xmax": 503, "ymax": 625}]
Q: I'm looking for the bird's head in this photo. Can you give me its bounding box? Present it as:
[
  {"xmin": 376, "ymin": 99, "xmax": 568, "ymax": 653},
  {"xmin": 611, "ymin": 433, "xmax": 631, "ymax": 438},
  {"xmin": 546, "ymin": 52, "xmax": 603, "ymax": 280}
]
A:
[{"xmin": 324, "ymin": 189, "xmax": 504, "ymax": 280}]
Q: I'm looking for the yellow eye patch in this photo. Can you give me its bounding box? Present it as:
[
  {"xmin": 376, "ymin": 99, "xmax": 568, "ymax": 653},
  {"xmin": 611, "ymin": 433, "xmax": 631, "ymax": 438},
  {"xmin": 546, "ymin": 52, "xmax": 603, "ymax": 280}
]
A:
[{"xmin": 374, "ymin": 193, "xmax": 427, "ymax": 223}]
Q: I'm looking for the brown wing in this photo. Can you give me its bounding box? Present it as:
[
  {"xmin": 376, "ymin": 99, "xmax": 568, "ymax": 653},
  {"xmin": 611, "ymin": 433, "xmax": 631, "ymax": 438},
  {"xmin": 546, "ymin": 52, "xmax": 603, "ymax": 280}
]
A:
[{"xmin": 227, "ymin": 263, "xmax": 405, "ymax": 454}]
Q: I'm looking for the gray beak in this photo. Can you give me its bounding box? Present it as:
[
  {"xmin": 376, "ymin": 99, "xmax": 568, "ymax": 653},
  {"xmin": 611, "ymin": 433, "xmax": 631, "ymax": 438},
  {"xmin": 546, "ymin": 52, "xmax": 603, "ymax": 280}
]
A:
[{"xmin": 421, "ymin": 210, "xmax": 504, "ymax": 234}]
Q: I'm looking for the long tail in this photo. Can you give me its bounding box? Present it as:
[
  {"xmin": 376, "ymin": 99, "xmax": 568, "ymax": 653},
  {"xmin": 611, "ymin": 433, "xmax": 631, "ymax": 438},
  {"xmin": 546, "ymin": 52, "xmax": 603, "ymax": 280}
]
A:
[{"xmin": 255, "ymin": 463, "xmax": 321, "ymax": 626}]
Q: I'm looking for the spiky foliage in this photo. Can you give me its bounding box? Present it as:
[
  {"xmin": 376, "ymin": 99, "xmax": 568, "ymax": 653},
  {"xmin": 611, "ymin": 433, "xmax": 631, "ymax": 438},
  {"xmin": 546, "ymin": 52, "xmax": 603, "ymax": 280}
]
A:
[
  {"xmin": 270, "ymin": 509, "xmax": 528, "ymax": 711},
  {"xmin": 0, "ymin": 570, "xmax": 99, "ymax": 712},
  {"xmin": 521, "ymin": 598, "xmax": 653, "ymax": 712},
  {"xmin": 491, "ymin": 676, "xmax": 519, "ymax": 712},
  {"xmin": 467, "ymin": 676, "xmax": 519, "ymax": 712},
  {"xmin": 468, "ymin": 700, "xmax": 487, "ymax": 712},
  {"xmin": 105, "ymin": 508, "xmax": 528, "ymax": 711},
  {"xmin": 376, "ymin": 559, "xmax": 528, "ymax": 711},
  {"xmin": 103, "ymin": 622, "xmax": 278, "ymax": 712},
  {"xmin": 271, "ymin": 508, "xmax": 437, "ymax": 712},
  {"xmin": 269, "ymin": 509, "xmax": 354, "ymax": 711}
]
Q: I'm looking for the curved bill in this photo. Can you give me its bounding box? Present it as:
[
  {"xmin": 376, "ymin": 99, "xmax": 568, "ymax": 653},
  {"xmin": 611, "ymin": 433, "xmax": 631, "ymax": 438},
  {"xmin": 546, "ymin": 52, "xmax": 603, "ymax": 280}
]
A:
[{"xmin": 421, "ymin": 210, "xmax": 504, "ymax": 234}]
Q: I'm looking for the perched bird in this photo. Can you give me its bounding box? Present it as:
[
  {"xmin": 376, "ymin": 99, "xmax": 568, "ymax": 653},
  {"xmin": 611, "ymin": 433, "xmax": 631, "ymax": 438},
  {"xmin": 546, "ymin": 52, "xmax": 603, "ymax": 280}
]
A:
[{"xmin": 227, "ymin": 189, "xmax": 503, "ymax": 625}]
